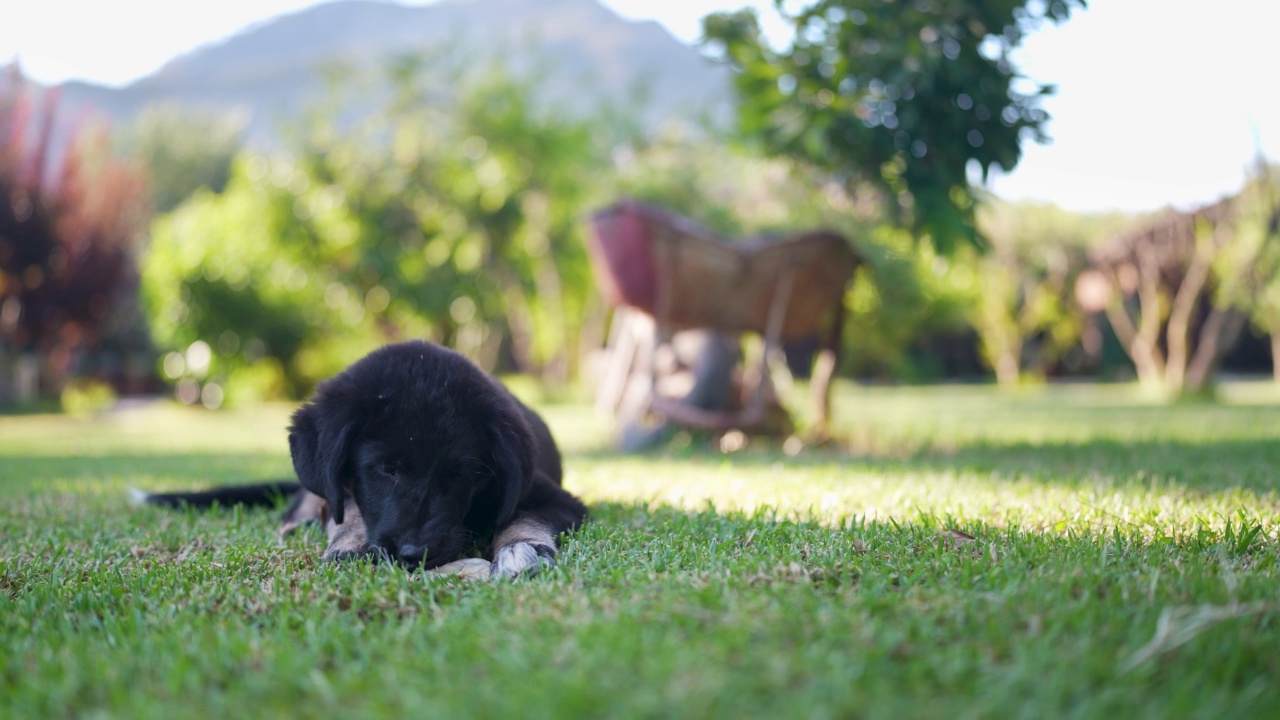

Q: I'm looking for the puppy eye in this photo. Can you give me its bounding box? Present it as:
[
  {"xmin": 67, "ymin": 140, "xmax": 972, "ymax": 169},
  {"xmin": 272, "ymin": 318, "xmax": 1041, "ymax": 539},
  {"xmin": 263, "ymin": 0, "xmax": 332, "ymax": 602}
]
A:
[{"xmin": 374, "ymin": 463, "xmax": 400, "ymax": 478}]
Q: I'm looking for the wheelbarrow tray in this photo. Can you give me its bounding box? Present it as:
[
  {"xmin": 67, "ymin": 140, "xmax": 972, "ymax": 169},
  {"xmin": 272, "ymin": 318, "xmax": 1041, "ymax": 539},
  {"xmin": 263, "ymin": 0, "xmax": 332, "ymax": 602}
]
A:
[{"xmin": 587, "ymin": 200, "xmax": 858, "ymax": 340}]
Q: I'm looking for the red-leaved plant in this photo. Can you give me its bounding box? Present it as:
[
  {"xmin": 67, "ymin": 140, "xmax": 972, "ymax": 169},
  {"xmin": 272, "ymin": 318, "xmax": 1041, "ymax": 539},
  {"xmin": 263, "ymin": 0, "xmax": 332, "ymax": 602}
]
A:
[{"xmin": 0, "ymin": 63, "xmax": 154, "ymax": 403}]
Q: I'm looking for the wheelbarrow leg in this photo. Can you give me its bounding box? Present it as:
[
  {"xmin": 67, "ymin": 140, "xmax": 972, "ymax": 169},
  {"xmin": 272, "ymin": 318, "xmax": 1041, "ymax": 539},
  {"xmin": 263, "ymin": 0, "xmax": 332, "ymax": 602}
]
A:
[
  {"xmin": 810, "ymin": 349, "xmax": 836, "ymax": 437},
  {"xmin": 616, "ymin": 311, "xmax": 657, "ymax": 429},
  {"xmin": 597, "ymin": 307, "xmax": 639, "ymax": 418},
  {"xmin": 648, "ymin": 235, "xmax": 677, "ymax": 422},
  {"xmin": 745, "ymin": 263, "xmax": 798, "ymax": 423},
  {"xmin": 809, "ymin": 301, "xmax": 845, "ymax": 439}
]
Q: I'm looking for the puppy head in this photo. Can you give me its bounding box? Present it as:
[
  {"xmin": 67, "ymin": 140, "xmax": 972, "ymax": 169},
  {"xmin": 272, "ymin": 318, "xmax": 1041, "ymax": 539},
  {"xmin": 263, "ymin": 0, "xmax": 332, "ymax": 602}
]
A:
[{"xmin": 287, "ymin": 341, "xmax": 537, "ymax": 568}]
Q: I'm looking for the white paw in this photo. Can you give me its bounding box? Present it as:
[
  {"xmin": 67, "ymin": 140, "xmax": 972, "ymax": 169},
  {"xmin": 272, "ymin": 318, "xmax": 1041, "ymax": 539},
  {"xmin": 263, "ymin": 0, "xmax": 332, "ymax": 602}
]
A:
[
  {"xmin": 127, "ymin": 488, "xmax": 150, "ymax": 506},
  {"xmin": 490, "ymin": 542, "xmax": 556, "ymax": 579}
]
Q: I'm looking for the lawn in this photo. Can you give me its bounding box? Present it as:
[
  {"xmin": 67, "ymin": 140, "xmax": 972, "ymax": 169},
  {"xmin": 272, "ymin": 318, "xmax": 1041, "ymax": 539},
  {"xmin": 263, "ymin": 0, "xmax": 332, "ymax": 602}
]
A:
[{"xmin": 2, "ymin": 381, "xmax": 1279, "ymax": 718}]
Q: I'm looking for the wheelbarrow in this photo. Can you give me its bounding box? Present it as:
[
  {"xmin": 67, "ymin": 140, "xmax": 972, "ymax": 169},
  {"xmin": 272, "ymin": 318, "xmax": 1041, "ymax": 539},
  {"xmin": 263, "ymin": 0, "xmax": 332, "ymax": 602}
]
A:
[{"xmin": 587, "ymin": 200, "xmax": 861, "ymax": 436}]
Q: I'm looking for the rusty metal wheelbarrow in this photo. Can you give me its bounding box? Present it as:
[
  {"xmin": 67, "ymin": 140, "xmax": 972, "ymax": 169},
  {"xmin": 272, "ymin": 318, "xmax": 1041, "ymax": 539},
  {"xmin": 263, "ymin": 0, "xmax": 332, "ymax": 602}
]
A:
[{"xmin": 587, "ymin": 200, "xmax": 861, "ymax": 435}]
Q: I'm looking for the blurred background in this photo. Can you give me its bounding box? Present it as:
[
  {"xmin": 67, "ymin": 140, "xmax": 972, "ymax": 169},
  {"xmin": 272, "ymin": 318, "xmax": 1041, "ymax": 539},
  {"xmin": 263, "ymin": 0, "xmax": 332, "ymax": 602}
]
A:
[{"xmin": 1, "ymin": 0, "xmax": 1277, "ymax": 419}]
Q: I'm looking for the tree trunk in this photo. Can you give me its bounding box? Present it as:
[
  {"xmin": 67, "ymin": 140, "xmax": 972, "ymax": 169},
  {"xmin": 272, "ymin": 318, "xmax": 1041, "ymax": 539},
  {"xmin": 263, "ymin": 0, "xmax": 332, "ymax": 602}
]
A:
[
  {"xmin": 1273, "ymin": 333, "xmax": 1280, "ymax": 383},
  {"xmin": 534, "ymin": 259, "xmax": 568, "ymax": 385},
  {"xmin": 1100, "ymin": 264, "xmax": 1166, "ymax": 387},
  {"xmin": 501, "ymin": 282, "xmax": 536, "ymax": 374},
  {"xmin": 1164, "ymin": 241, "xmax": 1214, "ymax": 392},
  {"xmin": 1105, "ymin": 299, "xmax": 1165, "ymax": 385},
  {"xmin": 994, "ymin": 350, "xmax": 1021, "ymax": 386},
  {"xmin": 1185, "ymin": 308, "xmax": 1248, "ymax": 394}
]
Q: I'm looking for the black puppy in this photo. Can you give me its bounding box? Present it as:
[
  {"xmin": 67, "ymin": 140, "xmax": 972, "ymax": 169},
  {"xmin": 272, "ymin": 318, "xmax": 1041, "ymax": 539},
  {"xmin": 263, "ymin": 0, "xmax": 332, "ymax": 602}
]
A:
[{"xmin": 139, "ymin": 340, "xmax": 588, "ymax": 578}]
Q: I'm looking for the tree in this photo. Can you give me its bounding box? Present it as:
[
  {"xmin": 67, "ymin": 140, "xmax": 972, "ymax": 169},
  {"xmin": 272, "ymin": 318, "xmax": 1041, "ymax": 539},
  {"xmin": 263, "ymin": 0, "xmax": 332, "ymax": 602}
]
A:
[
  {"xmin": 142, "ymin": 156, "xmax": 352, "ymax": 403},
  {"xmin": 968, "ymin": 201, "xmax": 1133, "ymax": 384},
  {"xmin": 142, "ymin": 55, "xmax": 616, "ymax": 402},
  {"xmin": 1079, "ymin": 170, "xmax": 1280, "ymax": 396},
  {"xmin": 298, "ymin": 56, "xmax": 614, "ymax": 382},
  {"xmin": 118, "ymin": 105, "xmax": 245, "ymax": 214},
  {"xmin": 702, "ymin": 0, "xmax": 1085, "ymax": 252},
  {"xmin": 1216, "ymin": 161, "xmax": 1280, "ymax": 382},
  {"xmin": 0, "ymin": 65, "xmax": 151, "ymax": 404}
]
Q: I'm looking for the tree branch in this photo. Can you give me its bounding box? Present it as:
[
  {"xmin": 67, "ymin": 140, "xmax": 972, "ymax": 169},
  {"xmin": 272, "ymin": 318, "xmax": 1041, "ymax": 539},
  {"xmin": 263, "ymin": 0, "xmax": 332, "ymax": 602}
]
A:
[
  {"xmin": 1185, "ymin": 307, "xmax": 1248, "ymax": 393},
  {"xmin": 1165, "ymin": 223, "xmax": 1217, "ymax": 390}
]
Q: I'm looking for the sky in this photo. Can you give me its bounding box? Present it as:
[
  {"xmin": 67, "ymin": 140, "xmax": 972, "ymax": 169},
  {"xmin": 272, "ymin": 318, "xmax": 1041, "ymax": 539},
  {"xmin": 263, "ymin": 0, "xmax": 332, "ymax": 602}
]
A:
[{"xmin": 1, "ymin": 0, "xmax": 1276, "ymax": 214}]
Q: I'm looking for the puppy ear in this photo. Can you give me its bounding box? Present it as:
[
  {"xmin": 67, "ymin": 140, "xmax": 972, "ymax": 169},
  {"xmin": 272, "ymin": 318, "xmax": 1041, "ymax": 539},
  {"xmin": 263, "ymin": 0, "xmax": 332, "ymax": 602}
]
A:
[
  {"xmin": 288, "ymin": 405, "xmax": 354, "ymax": 525},
  {"xmin": 487, "ymin": 416, "xmax": 535, "ymax": 527}
]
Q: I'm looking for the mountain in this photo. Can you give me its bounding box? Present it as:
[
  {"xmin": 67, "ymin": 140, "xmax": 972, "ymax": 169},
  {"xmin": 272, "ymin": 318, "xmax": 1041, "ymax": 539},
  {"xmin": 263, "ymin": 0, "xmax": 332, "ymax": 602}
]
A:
[{"xmin": 50, "ymin": 0, "xmax": 732, "ymax": 145}]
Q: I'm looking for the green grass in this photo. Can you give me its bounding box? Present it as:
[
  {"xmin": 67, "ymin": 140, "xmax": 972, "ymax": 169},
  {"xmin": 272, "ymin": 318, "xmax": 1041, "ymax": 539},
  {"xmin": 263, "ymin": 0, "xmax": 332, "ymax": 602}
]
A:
[{"xmin": 3, "ymin": 381, "xmax": 1280, "ymax": 719}]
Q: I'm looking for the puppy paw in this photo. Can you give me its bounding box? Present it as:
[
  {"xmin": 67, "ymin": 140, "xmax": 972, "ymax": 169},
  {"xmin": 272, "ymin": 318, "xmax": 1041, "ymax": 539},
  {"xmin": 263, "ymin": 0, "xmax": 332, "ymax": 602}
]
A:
[
  {"xmin": 277, "ymin": 517, "xmax": 319, "ymax": 541},
  {"xmin": 490, "ymin": 542, "xmax": 556, "ymax": 579},
  {"xmin": 322, "ymin": 545, "xmax": 378, "ymax": 562}
]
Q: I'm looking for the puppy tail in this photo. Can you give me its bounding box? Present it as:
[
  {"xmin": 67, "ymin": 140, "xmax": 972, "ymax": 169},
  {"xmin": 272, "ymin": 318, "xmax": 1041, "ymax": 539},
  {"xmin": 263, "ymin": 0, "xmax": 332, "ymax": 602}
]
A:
[{"xmin": 131, "ymin": 481, "xmax": 302, "ymax": 510}]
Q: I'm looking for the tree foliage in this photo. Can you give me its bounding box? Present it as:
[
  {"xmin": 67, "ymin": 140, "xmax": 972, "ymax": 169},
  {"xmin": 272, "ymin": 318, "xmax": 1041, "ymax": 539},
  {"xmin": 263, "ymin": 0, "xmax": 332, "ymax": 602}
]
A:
[
  {"xmin": 142, "ymin": 57, "xmax": 613, "ymax": 401},
  {"xmin": 1082, "ymin": 165, "xmax": 1280, "ymax": 397},
  {"xmin": 1210, "ymin": 161, "xmax": 1280, "ymax": 382},
  {"xmin": 118, "ymin": 105, "xmax": 245, "ymax": 214},
  {"xmin": 703, "ymin": 0, "xmax": 1085, "ymax": 252},
  {"xmin": 0, "ymin": 66, "xmax": 151, "ymax": 403},
  {"xmin": 968, "ymin": 200, "xmax": 1133, "ymax": 384},
  {"xmin": 611, "ymin": 127, "xmax": 874, "ymax": 237}
]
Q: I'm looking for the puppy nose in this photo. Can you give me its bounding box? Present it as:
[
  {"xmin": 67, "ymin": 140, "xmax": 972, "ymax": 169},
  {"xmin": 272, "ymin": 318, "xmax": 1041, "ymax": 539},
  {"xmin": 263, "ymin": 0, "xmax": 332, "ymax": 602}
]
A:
[{"xmin": 397, "ymin": 543, "xmax": 427, "ymax": 563}]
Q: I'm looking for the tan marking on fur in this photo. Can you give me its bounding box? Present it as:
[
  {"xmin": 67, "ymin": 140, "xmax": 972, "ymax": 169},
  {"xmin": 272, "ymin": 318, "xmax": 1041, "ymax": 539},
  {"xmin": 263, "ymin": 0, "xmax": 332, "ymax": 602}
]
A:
[
  {"xmin": 278, "ymin": 491, "xmax": 327, "ymax": 540},
  {"xmin": 491, "ymin": 514, "xmax": 558, "ymax": 578},
  {"xmin": 322, "ymin": 500, "xmax": 372, "ymax": 559},
  {"xmin": 492, "ymin": 514, "xmax": 556, "ymax": 550}
]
